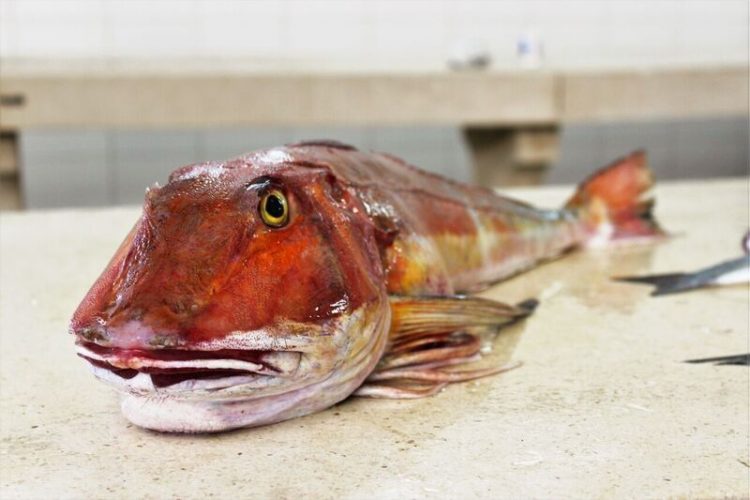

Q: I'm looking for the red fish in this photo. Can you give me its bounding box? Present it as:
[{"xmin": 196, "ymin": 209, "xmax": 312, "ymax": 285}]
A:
[{"xmin": 71, "ymin": 141, "xmax": 662, "ymax": 432}]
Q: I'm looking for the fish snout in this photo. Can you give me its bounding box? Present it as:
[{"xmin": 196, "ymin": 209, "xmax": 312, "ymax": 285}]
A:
[{"xmin": 72, "ymin": 316, "xmax": 183, "ymax": 350}]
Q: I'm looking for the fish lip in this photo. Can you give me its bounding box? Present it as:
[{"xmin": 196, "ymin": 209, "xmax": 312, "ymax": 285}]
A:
[
  {"xmin": 72, "ymin": 323, "xmax": 322, "ymax": 393},
  {"xmin": 76, "ymin": 344, "xmax": 274, "ymax": 373},
  {"xmin": 87, "ymin": 363, "xmax": 274, "ymax": 394},
  {"xmin": 74, "ymin": 309, "xmax": 378, "ymax": 412},
  {"xmin": 75, "ymin": 341, "xmax": 303, "ymax": 390}
]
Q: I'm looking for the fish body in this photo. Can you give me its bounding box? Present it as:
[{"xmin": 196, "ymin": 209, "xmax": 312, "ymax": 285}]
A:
[{"xmin": 71, "ymin": 141, "xmax": 661, "ymax": 432}]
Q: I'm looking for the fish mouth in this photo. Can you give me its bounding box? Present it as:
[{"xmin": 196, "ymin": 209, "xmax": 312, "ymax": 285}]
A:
[
  {"xmin": 73, "ymin": 303, "xmax": 390, "ymax": 432},
  {"xmin": 76, "ymin": 341, "xmax": 302, "ymax": 392}
]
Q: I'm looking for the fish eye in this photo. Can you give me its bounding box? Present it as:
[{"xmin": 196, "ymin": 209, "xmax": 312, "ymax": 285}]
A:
[{"xmin": 259, "ymin": 189, "xmax": 289, "ymax": 227}]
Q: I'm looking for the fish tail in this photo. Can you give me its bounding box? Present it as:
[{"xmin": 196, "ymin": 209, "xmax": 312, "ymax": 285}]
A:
[{"xmin": 565, "ymin": 150, "xmax": 665, "ymax": 245}]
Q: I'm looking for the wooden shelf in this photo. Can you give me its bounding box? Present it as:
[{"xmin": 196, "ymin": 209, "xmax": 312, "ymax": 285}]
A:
[
  {"xmin": 1, "ymin": 59, "xmax": 747, "ymax": 129},
  {"xmin": 1, "ymin": 60, "xmax": 747, "ymax": 202}
]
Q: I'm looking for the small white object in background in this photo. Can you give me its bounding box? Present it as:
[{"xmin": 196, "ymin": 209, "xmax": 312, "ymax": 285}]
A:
[
  {"xmin": 517, "ymin": 31, "xmax": 544, "ymax": 69},
  {"xmin": 447, "ymin": 38, "xmax": 491, "ymax": 71}
]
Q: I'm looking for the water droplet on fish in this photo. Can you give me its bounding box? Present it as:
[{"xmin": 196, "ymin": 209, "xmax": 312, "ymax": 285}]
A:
[{"xmin": 329, "ymin": 296, "xmax": 349, "ymax": 314}]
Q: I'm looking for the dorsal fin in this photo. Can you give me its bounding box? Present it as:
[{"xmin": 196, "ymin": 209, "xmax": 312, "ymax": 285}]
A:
[{"xmin": 286, "ymin": 139, "xmax": 358, "ymax": 151}]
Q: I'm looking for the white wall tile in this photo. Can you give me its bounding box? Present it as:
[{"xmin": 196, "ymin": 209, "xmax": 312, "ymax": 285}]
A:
[
  {"xmin": 546, "ymin": 123, "xmax": 605, "ymax": 184},
  {"xmin": 675, "ymin": 118, "xmax": 748, "ymax": 178},
  {"xmin": 105, "ymin": 0, "xmax": 204, "ymax": 58},
  {"xmin": 369, "ymin": 1, "xmax": 448, "ymax": 63},
  {"xmin": 282, "ymin": 0, "xmax": 369, "ymax": 59},
  {"xmin": 547, "ymin": 117, "xmax": 748, "ymax": 184},
  {"xmin": 111, "ymin": 130, "xmax": 200, "ymax": 204},
  {"xmin": 18, "ymin": 118, "xmax": 748, "ymax": 208},
  {"xmin": 1, "ymin": 0, "xmax": 746, "ymax": 67},
  {"xmin": 678, "ymin": 0, "xmax": 749, "ymax": 64},
  {"xmin": 371, "ymin": 126, "xmax": 470, "ymax": 181},
  {"xmin": 285, "ymin": 126, "xmax": 369, "ymax": 150},
  {"xmin": 201, "ymin": 127, "xmax": 285, "ymax": 160},
  {"xmin": 13, "ymin": 0, "xmax": 106, "ymax": 57},
  {"xmin": 445, "ymin": 0, "xmax": 522, "ymax": 67},
  {"xmin": 9, "ymin": 1, "xmax": 750, "ymax": 207},
  {"xmin": 20, "ymin": 130, "xmax": 110, "ymax": 208},
  {"xmin": 605, "ymin": 2, "xmax": 680, "ymax": 65},
  {"xmin": 517, "ymin": 1, "xmax": 608, "ymax": 67},
  {"xmin": 0, "ymin": 0, "xmax": 19, "ymax": 57},
  {"xmin": 199, "ymin": 0, "xmax": 284, "ymax": 58}
]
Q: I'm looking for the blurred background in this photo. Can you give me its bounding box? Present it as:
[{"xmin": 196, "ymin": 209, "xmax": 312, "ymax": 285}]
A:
[{"xmin": 0, "ymin": 0, "xmax": 747, "ymax": 210}]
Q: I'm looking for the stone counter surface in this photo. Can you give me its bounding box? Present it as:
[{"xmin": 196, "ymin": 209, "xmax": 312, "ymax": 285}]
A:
[{"xmin": 1, "ymin": 179, "xmax": 748, "ymax": 498}]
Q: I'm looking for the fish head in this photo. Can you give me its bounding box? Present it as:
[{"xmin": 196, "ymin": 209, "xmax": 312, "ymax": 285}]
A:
[{"xmin": 70, "ymin": 154, "xmax": 390, "ymax": 432}]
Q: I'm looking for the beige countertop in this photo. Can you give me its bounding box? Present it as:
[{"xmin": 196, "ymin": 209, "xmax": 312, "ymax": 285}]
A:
[{"xmin": 1, "ymin": 179, "xmax": 748, "ymax": 498}]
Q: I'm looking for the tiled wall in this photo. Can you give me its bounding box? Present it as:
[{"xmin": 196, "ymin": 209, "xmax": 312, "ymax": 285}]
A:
[
  {"xmin": 19, "ymin": 127, "xmax": 472, "ymax": 207},
  {"xmin": 1, "ymin": 0, "xmax": 747, "ymax": 67},
  {"xmin": 4, "ymin": 1, "xmax": 749, "ymax": 208},
  {"xmin": 20, "ymin": 118, "xmax": 749, "ymax": 208}
]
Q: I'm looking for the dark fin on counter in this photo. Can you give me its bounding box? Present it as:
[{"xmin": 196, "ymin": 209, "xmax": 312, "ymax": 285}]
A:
[
  {"xmin": 616, "ymin": 255, "xmax": 750, "ymax": 296},
  {"xmin": 615, "ymin": 273, "xmax": 687, "ymax": 296},
  {"xmin": 684, "ymin": 353, "xmax": 750, "ymax": 366}
]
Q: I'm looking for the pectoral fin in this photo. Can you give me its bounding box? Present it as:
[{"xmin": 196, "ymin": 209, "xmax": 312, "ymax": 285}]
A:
[
  {"xmin": 388, "ymin": 295, "xmax": 537, "ymax": 339},
  {"xmin": 355, "ymin": 295, "xmax": 537, "ymax": 399}
]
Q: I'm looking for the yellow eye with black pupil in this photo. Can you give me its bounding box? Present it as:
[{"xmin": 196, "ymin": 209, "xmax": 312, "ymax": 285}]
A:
[{"xmin": 259, "ymin": 190, "xmax": 288, "ymax": 227}]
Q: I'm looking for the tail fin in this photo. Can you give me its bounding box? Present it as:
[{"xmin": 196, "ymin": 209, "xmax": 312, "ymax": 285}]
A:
[{"xmin": 565, "ymin": 150, "xmax": 664, "ymax": 244}]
